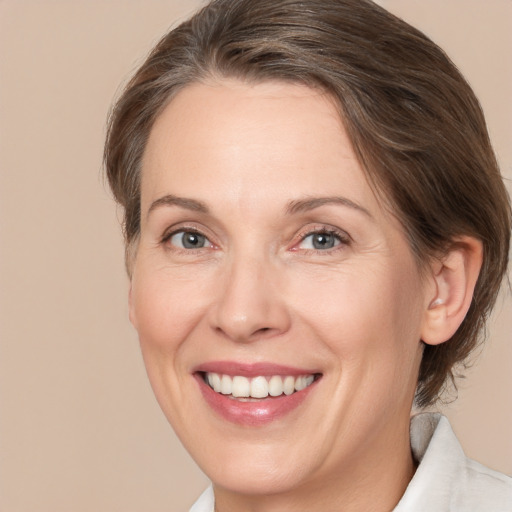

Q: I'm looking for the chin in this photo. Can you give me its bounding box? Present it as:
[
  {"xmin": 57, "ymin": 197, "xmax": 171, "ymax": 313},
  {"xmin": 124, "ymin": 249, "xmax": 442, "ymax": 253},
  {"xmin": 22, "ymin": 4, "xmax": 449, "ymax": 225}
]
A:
[{"xmin": 206, "ymin": 454, "xmax": 312, "ymax": 496}]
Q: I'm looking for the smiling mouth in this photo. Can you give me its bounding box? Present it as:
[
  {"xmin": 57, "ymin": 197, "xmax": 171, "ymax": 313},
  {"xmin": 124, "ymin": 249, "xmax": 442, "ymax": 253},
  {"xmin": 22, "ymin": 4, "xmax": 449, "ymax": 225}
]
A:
[
  {"xmin": 201, "ymin": 372, "xmax": 320, "ymax": 400},
  {"xmin": 195, "ymin": 365, "xmax": 322, "ymax": 425}
]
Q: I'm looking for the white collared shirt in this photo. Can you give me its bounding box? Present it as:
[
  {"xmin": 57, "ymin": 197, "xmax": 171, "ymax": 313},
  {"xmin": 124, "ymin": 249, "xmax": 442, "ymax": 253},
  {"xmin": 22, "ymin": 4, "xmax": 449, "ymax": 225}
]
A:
[{"xmin": 189, "ymin": 413, "xmax": 512, "ymax": 511}]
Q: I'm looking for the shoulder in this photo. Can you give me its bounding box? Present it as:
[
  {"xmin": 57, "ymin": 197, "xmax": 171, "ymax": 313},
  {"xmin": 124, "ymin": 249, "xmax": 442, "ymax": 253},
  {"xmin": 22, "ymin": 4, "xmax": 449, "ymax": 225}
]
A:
[
  {"xmin": 395, "ymin": 412, "xmax": 512, "ymax": 511},
  {"xmin": 460, "ymin": 457, "xmax": 512, "ymax": 509}
]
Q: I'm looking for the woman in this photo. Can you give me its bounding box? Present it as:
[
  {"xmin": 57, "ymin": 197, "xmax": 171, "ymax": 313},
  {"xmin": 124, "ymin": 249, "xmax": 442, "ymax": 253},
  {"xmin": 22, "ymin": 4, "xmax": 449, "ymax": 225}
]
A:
[{"xmin": 104, "ymin": 0, "xmax": 511, "ymax": 510}]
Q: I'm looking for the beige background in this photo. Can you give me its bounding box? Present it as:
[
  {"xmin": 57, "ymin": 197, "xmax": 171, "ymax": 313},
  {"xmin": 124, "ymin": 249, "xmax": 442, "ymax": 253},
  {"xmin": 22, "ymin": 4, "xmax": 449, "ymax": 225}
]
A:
[{"xmin": 0, "ymin": 1, "xmax": 510, "ymax": 511}]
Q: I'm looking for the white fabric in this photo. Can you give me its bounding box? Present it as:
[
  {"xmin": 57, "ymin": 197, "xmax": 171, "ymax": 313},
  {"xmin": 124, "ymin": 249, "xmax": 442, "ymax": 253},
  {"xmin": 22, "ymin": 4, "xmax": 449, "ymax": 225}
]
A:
[
  {"xmin": 189, "ymin": 412, "xmax": 512, "ymax": 511},
  {"xmin": 189, "ymin": 486, "xmax": 214, "ymax": 512},
  {"xmin": 395, "ymin": 413, "xmax": 511, "ymax": 510}
]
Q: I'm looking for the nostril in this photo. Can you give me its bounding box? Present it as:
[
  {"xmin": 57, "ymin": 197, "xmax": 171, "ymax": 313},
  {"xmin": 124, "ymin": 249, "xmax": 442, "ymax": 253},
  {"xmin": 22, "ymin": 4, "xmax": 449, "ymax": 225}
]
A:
[{"xmin": 250, "ymin": 327, "xmax": 279, "ymax": 340}]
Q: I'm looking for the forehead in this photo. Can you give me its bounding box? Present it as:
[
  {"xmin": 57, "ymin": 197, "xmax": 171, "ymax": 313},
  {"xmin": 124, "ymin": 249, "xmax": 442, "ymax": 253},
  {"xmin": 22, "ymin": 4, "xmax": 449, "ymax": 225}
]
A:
[{"xmin": 141, "ymin": 79, "xmax": 381, "ymax": 215}]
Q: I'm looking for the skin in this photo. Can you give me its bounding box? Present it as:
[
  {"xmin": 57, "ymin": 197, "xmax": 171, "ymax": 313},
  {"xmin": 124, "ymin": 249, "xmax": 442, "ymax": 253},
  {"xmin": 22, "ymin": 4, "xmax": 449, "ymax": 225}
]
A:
[{"xmin": 129, "ymin": 79, "xmax": 481, "ymax": 511}]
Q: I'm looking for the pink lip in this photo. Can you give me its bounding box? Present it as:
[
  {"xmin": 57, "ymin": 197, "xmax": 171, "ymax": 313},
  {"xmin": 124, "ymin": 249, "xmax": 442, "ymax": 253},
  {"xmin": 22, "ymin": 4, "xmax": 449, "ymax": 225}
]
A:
[{"xmin": 193, "ymin": 361, "xmax": 321, "ymax": 426}]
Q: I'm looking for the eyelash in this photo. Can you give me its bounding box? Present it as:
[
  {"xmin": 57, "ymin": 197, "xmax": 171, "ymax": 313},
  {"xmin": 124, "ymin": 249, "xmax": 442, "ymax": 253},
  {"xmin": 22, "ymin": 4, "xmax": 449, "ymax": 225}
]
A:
[
  {"xmin": 293, "ymin": 226, "xmax": 351, "ymax": 253},
  {"xmin": 160, "ymin": 225, "xmax": 351, "ymax": 254},
  {"xmin": 160, "ymin": 225, "xmax": 214, "ymax": 252}
]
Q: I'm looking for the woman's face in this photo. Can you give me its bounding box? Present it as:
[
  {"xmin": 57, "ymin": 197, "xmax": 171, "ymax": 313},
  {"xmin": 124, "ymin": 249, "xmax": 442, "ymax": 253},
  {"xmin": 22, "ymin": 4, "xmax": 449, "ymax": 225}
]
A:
[{"xmin": 130, "ymin": 80, "xmax": 431, "ymax": 495}]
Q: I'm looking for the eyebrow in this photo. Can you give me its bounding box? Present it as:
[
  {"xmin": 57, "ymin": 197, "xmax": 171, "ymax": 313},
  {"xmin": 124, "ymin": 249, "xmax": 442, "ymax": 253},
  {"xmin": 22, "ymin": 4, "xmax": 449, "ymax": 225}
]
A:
[
  {"xmin": 147, "ymin": 194, "xmax": 209, "ymax": 216},
  {"xmin": 147, "ymin": 194, "xmax": 372, "ymax": 219},
  {"xmin": 286, "ymin": 196, "xmax": 372, "ymax": 218}
]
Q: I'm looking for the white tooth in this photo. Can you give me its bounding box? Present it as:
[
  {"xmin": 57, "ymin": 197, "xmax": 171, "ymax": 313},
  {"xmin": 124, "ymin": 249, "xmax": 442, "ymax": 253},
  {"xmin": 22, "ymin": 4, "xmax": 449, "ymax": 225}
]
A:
[
  {"xmin": 211, "ymin": 373, "xmax": 221, "ymax": 392},
  {"xmin": 304, "ymin": 375, "xmax": 314, "ymax": 387},
  {"xmin": 250, "ymin": 376, "xmax": 269, "ymax": 398},
  {"xmin": 220, "ymin": 374, "xmax": 232, "ymax": 395},
  {"xmin": 283, "ymin": 376, "xmax": 295, "ymax": 395},
  {"xmin": 295, "ymin": 376, "xmax": 306, "ymax": 391},
  {"xmin": 268, "ymin": 375, "xmax": 284, "ymax": 397},
  {"xmin": 232, "ymin": 376, "xmax": 250, "ymax": 397}
]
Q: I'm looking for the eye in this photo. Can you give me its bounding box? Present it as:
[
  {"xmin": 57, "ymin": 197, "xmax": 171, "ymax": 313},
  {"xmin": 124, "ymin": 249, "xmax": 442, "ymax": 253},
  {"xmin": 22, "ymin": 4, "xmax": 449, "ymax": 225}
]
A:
[
  {"xmin": 297, "ymin": 231, "xmax": 345, "ymax": 251},
  {"xmin": 168, "ymin": 230, "xmax": 213, "ymax": 249}
]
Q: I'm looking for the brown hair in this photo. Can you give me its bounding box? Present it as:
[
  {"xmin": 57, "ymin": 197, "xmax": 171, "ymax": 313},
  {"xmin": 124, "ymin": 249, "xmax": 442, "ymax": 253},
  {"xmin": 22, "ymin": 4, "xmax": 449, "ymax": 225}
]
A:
[{"xmin": 104, "ymin": 0, "xmax": 511, "ymax": 406}]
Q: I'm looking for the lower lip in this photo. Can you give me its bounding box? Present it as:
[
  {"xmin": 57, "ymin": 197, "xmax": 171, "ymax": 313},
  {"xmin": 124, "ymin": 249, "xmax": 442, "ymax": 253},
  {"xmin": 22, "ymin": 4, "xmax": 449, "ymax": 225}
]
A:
[{"xmin": 195, "ymin": 374, "xmax": 318, "ymax": 426}]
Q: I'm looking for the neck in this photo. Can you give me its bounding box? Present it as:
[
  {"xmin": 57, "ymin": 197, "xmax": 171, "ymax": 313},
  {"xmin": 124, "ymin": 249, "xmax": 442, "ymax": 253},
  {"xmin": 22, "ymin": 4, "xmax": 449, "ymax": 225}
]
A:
[{"xmin": 214, "ymin": 415, "xmax": 416, "ymax": 512}]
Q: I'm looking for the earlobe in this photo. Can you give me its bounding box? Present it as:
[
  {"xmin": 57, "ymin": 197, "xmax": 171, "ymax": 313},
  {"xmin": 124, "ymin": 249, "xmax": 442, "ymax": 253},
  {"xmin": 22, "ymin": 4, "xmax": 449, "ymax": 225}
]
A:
[{"xmin": 421, "ymin": 236, "xmax": 483, "ymax": 346}]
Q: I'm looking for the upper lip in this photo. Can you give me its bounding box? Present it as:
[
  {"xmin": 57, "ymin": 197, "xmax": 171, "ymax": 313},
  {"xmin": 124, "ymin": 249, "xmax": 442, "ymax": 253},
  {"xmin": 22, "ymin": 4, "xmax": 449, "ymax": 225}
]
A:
[{"xmin": 193, "ymin": 361, "xmax": 321, "ymax": 378}]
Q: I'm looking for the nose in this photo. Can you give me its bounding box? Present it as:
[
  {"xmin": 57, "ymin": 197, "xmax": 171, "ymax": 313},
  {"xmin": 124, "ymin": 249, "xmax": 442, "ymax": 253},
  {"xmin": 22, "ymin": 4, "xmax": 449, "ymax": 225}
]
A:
[{"xmin": 210, "ymin": 254, "xmax": 291, "ymax": 343}]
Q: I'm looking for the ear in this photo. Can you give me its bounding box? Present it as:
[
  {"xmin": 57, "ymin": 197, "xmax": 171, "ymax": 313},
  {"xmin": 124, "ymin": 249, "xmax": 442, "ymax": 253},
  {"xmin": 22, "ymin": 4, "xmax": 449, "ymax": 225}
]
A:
[{"xmin": 421, "ymin": 236, "xmax": 483, "ymax": 346}]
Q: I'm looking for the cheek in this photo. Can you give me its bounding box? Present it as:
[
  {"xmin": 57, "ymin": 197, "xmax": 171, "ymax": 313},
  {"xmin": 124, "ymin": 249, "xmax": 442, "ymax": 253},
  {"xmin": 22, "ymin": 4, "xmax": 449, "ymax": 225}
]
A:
[
  {"xmin": 129, "ymin": 268, "xmax": 214, "ymax": 425},
  {"xmin": 289, "ymin": 259, "xmax": 424, "ymax": 372},
  {"xmin": 130, "ymin": 267, "xmax": 210, "ymax": 356}
]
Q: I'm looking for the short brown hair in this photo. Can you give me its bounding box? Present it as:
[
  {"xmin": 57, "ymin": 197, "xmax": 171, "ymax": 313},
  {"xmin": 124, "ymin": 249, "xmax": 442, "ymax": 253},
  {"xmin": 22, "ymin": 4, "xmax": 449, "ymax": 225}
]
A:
[{"xmin": 104, "ymin": 0, "xmax": 511, "ymax": 406}]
